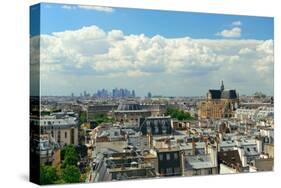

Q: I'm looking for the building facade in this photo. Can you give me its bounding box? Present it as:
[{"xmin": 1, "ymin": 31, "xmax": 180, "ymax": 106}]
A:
[
  {"xmin": 39, "ymin": 113, "xmax": 79, "ymax": 146},
  {"xmin": 114, "ymin": 103, "xmax": 151, "ymax": 124},
  {"xmin": 199, "ymin": 81, "xmax": 239, "ymax": 119}
]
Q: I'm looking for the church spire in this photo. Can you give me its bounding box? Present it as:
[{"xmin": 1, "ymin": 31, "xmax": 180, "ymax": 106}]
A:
[{"xmin": 220, "ymin": 80, "xmax": 224, "ymax": 91}]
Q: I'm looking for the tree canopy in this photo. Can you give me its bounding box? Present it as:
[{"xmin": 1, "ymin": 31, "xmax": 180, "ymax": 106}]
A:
[
  {"xmin": 40, "ymin": 145, "xmax": 82, "ymax": 184},
  {"xmin": 62, "ymin": 165, "xmax": 81, "ymax": 183},
  {"xmin": 61, "ymin": 145, "xmax": 79, "ymax": 168},
  {"xmin": 165, "ymin": 108, "xmax": 194, "ymax": 120},
  {"xmin": 95, "ymin": 114, "xmax": 113, "ymax": 125},
  {"xmin": 40, "ymin": 165, "xmax": 59, "ymax": 185},
  {"xmin": 79, "ymin": 111, "xmax": 87, "ymax": 124}
]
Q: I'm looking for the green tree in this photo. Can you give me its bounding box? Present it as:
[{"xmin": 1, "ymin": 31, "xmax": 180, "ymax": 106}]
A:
[
  {"xmin": 61, "ymin": 145, "xmax": 77, "ymax": 161},
  {"xmin": 40, "ymin": 165, "xmax": 58, "ymax": 185},
  {"xmin": 61, "ymin": 145, "xmax": 79, "ymax": 168},
  {"xmin": 63, "ymin": 154, "xmax": 78, "ymax": 168},
  {"xmin": 95, "ymin": 114, "xmax": 113, "ymax": 125},
  {"xmin": 62, "ymin": 165, "xmax": 81, "ymax": 183},
  {"xmin": 79, "ymin": 111, "xmax": 87, "ymax": 124},
  {"xmin": 41, "ymin": 111, "xmax": 50, "ymax": 116},
  {"xmin": 165, "ymin": 108, "xmax": 193, "ymax": 120}
]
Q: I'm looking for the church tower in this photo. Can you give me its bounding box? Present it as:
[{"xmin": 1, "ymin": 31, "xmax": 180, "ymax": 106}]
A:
[{"xmin": 220, "ymin": 80, "xmax": 224, "ymax": 92}]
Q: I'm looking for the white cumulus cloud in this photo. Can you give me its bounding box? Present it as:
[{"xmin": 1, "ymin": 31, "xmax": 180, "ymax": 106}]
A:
[
  {"xmin": 31, "ymin": 25, "xmax": 273, "ymax": 96},
  {"xmin": 216, "ymin": 27, "xmax": 241, "ymax": 38}
]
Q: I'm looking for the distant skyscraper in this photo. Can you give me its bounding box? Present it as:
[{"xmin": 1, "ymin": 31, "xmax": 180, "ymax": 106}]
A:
[
  {"xmin": 147, "ymin": 92, "xmax": 152, "ymax": 98},
  {"xmin": 94, "ymin": 88, "xmax": 135, "ymax": 98}
]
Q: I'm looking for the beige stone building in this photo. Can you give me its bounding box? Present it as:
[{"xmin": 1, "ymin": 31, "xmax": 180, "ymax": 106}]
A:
[
  {"xmin": 114, "ymin": 103, "xmax": 151, "ymax": 124},
  {"xmin": 40, "ymin": 114, "xmax": 79, "ymax": 146},
  {"xmin": 199, "ymin": 81, "xmax": 239, "ymax": 120}
]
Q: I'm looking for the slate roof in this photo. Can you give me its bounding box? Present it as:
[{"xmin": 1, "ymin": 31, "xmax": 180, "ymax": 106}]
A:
[
  {"xmin": 218, "ymin": 150, "xmax": 242, "ymax": 169},
  {"xmin": 208, "ymin": 89, "xmax": 238, "ymax": 100},
  {"xmin": 117, "ymin": 103, "xmax": 141, "ymax": 111},
  {"xmin": 185, "ymin": 155, "xmax": 215, "ymax": 170},
  {"xmin": 221, "ymin": 90, "xmax": 237, "ymax": 99},
  {"xmin": 209, "ymin": 90, "xmax": 222, "ymax": 99}
]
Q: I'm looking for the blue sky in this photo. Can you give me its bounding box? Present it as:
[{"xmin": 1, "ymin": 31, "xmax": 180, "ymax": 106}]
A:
[
  {"xmin": 30, "ymin": 3, "xmax": 274, "ymax": 96},
  {"xmin": 33, "ymin": 3, "xmax": 274, "ymax": 40}
]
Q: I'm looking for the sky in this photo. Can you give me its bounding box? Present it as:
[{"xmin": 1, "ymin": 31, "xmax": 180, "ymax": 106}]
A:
[{"xmin": 30, "ymin": 3, "xmax": 274, "ymax": 97}]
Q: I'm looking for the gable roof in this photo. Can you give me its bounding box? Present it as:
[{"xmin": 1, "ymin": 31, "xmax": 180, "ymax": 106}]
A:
[
  {"xmin": 208, "ymin": 90, "xmax": 221, "ymax": 99},
  {"xmin": 208, "ymin": 89, "xmax": 238, "ymax": 100},
  {"xmin": 221, "ymin": 90, "xmax": 237, "ymax": 99}
]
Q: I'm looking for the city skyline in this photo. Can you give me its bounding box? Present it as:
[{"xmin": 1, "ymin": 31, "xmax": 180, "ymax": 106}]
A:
[
  {"xmin": 44, "ymin": 87, "xmax": 272, "ymax": 98},
  {"xmin": 31, "ymin": 3, "xmax": 274, "ymax": 96}
]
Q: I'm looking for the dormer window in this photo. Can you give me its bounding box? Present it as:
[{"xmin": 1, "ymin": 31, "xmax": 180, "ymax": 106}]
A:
[
  {"xmin": 162, "ymin": 124, "xmax": 167, "ymax": 134},
  {"xmin": 147, "ymin": 125, "xmax": 151, "ymax": 133},
  {"xmin": 155, "ymin": 126, "xmax": 159, "ymax": 134},
  {"xmin": 166, "ymin": 153, "xmax": 171, "ymax": 160}
]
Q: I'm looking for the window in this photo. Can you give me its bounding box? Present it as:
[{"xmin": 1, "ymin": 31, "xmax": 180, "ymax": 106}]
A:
[
  {"xmin": 147, "ymin": 125, "xmax": 151, "ymax": 133},
  {"xmin": 162, "ymin": 124, "xmax": 167, "ymax": 134},
  {"xmin": 174, "ymin": 153, "xmax": 178, "ymax": 160},
  {"xmin": 71, "ymin": 128, "xmax": 75, "ymax": 144},
  {"xmin": 208, "ymin": 168, "xmax": 213, "ymax": 174},
  {"xmin": 65, "ymin": 132, "xmax": 67, "ymax": 138},
  {"xmin": 58, "ymin": 130, "xmax": 61, "ymax": 143},
  {"xmin": 154, "ymin": 126, "xmax": 159, "ymax": 134},
  {"xmin": 166, "ymin": 153, "xmax": 170, "ymax": 160},
  {"xmin": 174, "ymin": 167, "xmax": 180, "ymax": 175},
  {"xmin": 179, "ymin": 123, "xmax": 182, "ymax": 128},
  {"xmin": 159, "ymin": 154, "xmax": 163, "ymax": 161},
  {"xmin": 160, "ymin": 168, "xmax": 165, "ymax": 175},
  {"xmin": 193, "ymin": 169, "xmax": 201, "ymax": 175},
  {"xmin": 166, "ymin": 168, "xmax": 173, "ymax": 175}
]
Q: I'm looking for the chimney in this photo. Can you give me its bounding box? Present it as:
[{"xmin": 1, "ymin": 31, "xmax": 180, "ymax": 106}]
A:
[
  {"xmin": 192, "ymin": 140, "xmax": 196, "ymax": 155},
  {"xmin": 210, "ymin": 146, "xmax": 218, "ymax": 167},
  {"xmin": 204, "ymin": 137, "xmax": 208, "ymax": 154},
  {"xmin": 215, "ymin": 134, "xmax": 220, "ymax": 152},
  {"xmin": 167, "ymin": 139, "xmax": 171, "ymax": 149},
  {"xmin": 186, "ymin": 126, "xmax": 190, "ymax": 137},
  {"xmin": 255, "ymin": 137, "xmax": 262, "ymax": 154},
  {"xmin": 147, "ymin": 134, "xmax": 150, "ymax": 149},
  {"xmin": 147, "ymin": 133, "xmax": 153, "ymax": 149},
  {"xmin": 180, "ymin": 151, "xmax": 185, "ymax": 176}
]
